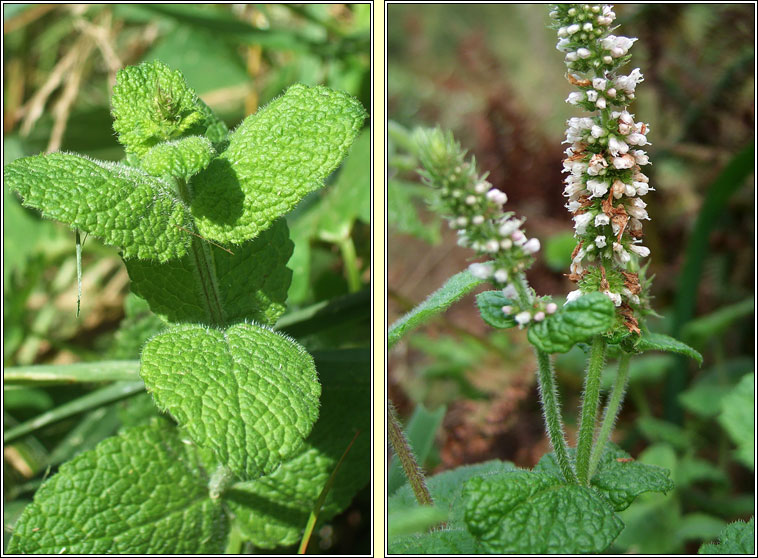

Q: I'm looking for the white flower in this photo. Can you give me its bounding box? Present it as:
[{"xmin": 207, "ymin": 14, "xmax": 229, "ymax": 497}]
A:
[
  {"xmin": 565, "ymin": 289, "xmax": 583, "ymax": 304},
  {"xmin": 612, "ymin": 154, "xmax": 636, "ymax": 169},
  {"xmin": 596, "ymin": 97, "xmax": 607, "ymax": 109},
  {"xmin": 523, "ymin": 238, "xmax": 541, "ymax": 254},
  {"xmin": 574, "ymin": 212, "xmax": 594, "ymax": 234},
  {"xmin": 595, "ymin": 214, "xmax": 610, "ymax": 227},
  {"xmin": 533, "ymin": 311, "xmax": 546, "ymax": 322},
  {"xmin": 633, "ymin": 181, "xmax": 650, "ymax": 196},
  {"xmin": 566, "ymin": 200, "xmax": 582, "ymax": 212},
  {"xmin": 469, "ymin": 262, "xmax": 493, "ymax": 279},
  {"xmin": 629, "ymin": 244, "xmax": 651, "ymax": 257},
  {"xmin": 465, "ymin": 195, "xmax": 477, "ymax": 205},
  {"xmin": 587, "ymin": 153, "xmax": 608, "ymax": 175},
  {"xmin": 613, "ymin": 242, "xmax": 631, "ymax": 264},
  {"xmin": 577, "ymin": 48, "xmax": 592, "ymax": 59},
  {"xmin": 502, "ymin": 284, "xmax": 518, "ymax": 300},
  {"xmin": 586, "ymin": 89, "xmax": 598, "ymax": 102},
  {"xmin": 500, "ymin": 238, "xmax": 513, "ymax": 250},
  {"xmin": 592, "ymin": 78, "xmax": 607, "ymax": 91},
  {"xmin": 591, "ymin": 125, "xmax": 606, "ymax": 138},
  {"xmin": 566, "ymin": 23, "xmax": 581, "ymax": 35},
  {"xmin": 604, "ymin": 290, "xmax": 623, "ymax": 306},
  {"xmin": 472, "ymin": 215, "xmax": 485, "ymax": 225},
  {"xmin": 486, "ymin": 189, "xmax": 507, "ymax": 205},
  {"xmin": 626, "ymin": 132, "xmax": 647, "ymax": 146},
  {"xmin": 595, "ymin": 235, "xmax": 607, "ymax": 248},
  {"xmin": 511, "ymin": 230, "xmax": 526, "ymax": 245},
  {"xmin": 515, "ymin": 311, "xmax": 532, "ymax": 326},
  {"xmin": 615, "ymin": 68, "xmax": 644, "ymax": 94},
  {"xmin": 566, "ymin": 51, "xmax": 579, "ymax": 62},
  {"xmin": 556, "ymin": 38, "xmax": 571, "ymax": 52},
  {"xmin": 545, "ymin": 302, "xmax": 558, "ymax": 314},
  {"xmin": 502, "ymin": 305, "xmax": 512, "ymax": 314},
  {"xmin": 455, "ymin": 216, "xmax": 468, "ymax": 227},
  {"xmin": 631, "ymin": 150, "xmax": 649, "ymax": 165},
  {"xmin": 608, "ymin": 136, "xmax": 629, "ymax": 156},
  {"xmin": 586, "ymin": 178, "xmax": 609, "ymax": 198},
  {"xmin": 485, "ymin": 239, "xmax": 500, "ymax": 253},
  {"xmin": 583, "ymin": 22, "xmax": 594, "ymax": 32},
  {"xmin": 494, "ymin": 269, "xmax": 509, "ymax": 283}
]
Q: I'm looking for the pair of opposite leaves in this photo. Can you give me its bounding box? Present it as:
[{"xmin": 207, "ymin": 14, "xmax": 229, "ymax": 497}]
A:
[{"xmin": 4, "ymin": 60, "xmax": 367, "ymax": 480}]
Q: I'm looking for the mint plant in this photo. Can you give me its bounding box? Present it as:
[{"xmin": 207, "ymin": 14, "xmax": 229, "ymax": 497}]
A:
[
  {"xmin": 388, "ymin": 4, "xmax": 710, "ymax": 554},
  {"xmin": 4, "ymin": 60, "xmax": 368, "ymax": 553}
]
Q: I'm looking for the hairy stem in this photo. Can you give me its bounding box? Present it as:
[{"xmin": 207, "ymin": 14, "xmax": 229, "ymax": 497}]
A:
[
  {"xmin": 575, "ymin": 336, "xmax": 606, "ymax": 486},
  {"xmin": 388, "ymin": 401, "xmax": 433, "ymax": 506},
  {"xmin": 511, "ymin": 273, "xmax": 533, "ymax": 308},
  {"xmin": 588, "ymin": 353, "xmax": 631, "ymax": 478},
  {"xmin": 535, "ymin": 349, "xmax": 577, "ymax": 484}
]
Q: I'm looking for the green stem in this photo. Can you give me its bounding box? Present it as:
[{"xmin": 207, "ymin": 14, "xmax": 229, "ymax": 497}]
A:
[
  {"xmin": 535, "ymin": 349, "xmax": 577, "ymax": 483},
  {"xmin": 388, "ymin": 402, "xmax": 433, "ymax": 507},
  {"xmin": 511, "ymin": 273, "xmax": 533, "ymax": 308},
  {"xmin": 575, "ymin": 336, "xmax": 606, "ymax": 486},
  {"xmin": 588, "ymin": 353, "xmax": 631, "ymax": 479},
  {"xmin": 338, "ymin": 236, "xmax": 362, "ymax": 293}
]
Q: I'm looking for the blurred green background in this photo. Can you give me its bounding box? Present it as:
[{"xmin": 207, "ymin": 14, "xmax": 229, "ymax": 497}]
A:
[
  {"xmin": 387, "ymin": 4, "xmax": 753, "ymax": 554},
  {"xmin": 3, "ymin": 4, "xmax": 370, "ymax": 554}
]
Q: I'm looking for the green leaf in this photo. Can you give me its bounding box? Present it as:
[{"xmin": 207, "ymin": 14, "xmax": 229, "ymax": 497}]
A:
[
  {"xmin": 476, "ymin": 290, "xmax": 517, "ymax": 329},
  {"xmin": 225, "ymin": 349, "xmax": 369, "ymax": 548},
  {"xmin": 388, "ymin": 270, "xmax": 484, "ymax": 349},
  {"xmin": 635, "ymin": 331, "xmax": 703, "ymax": 365},
  {"xmin": 463, "ymin": 471, "xmax": 623, "ymax": 554},
  {"xmin": 527, "ymin": 292, "xmax": 615, "ymax": 353},
  {"xmin": 4, "ymin": 153, "xmax": 193, "ymax": 261},
  {"xmin": 389, "ymin": 529, "xmax": 480, "ymax": 554},
  {"xmin": 390, "ymin": 461, "xmax": 518, "ymax": 525},
  {"xmin": 718, "ymin": 373, "xmax": 754, "ymax": 469},
  {"xmin": 387, "ymin": 403, "xmax": 446, "ymax": 495},
  {"xmin": 140, "ymin": 323, "xmax": 320, "ymax": 479},
  {"xmin": 536, "ymin": 444, "xmax": 674, "ymax": 512},
  {"xmin": 111, "ymin": 60, "xmax": 211, "ymax": 156},
  {"xmin": 699, "ymin": 517, "xmax": 755, "ymax": 554},
  {"xmin": 389, "ymin": 461, "xmax": 516, "ymax": 555},
  {"xmin": 7, "ymin": 420, "xmax": 228, "ymax": 554},
  {"xmin": 637, "ymin": 416, "xmax": 693, "ymax": 451},
  {"xmin": 388, "ymin": 507, "xmax": 448, "ymax": 539},
  {"xmin": 126, "ymin": 218, "xmax": 293, "ymax": 326},
  {"xmin": 141, "ymin": 135, "xmax": 215, "ymax": 180},
  {"xmin": 191, "ymin": 84, "xmax": 366, "ymax": 245},
  {"xmin": 676, "ymin": 513, "xmax": 727, "ymax": 543},
  {"xmin": 315, "ymin": 129, "xmax": 371, "ymax": 242}
]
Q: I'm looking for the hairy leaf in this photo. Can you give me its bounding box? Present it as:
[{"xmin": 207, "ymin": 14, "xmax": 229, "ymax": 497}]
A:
[
  {"xmin": 635, "ymin": 331, "xmax": 703, "ymax": 365},
  {"xmin": 476, "ymin": 290, "xmax": 517, "ymax": 329},
  {"xmin": 699, "ymin": 517, "xmax": 755, "ymax": 554},
  {"xmin": 141, "ymin": 135, "xmax": 215, "ymax": 180},
  {"xmin": 388, "ymin": 270, "xmax": 484, "ymax": 349},
  {"xmin": 226, "ymin": 349, "xmax": 369, "ymax": 548},
  {"xmin": 7, "ymin": 420, "xmax": 227, "ymax": 554},
  {"xmin": 126, "ymin": 218, "xmax": 292, "ymax": 326},
  {"xmin": 527, "ymin": 292, "xmax": 615, "ymax": 353},
  {"xmin": 718, "ymin": 373, "xmax": 754, "ymax": 469},
  {"xmin": 463, "ymin": 471, "xmax": 623, "ymax": 554},
  {"xmin": 5, "ymin": 153, "xmax": 192, "ymax": 261},
  {"xmin": 140, "ymin": 323, "xmax": 320, "ymax": 479},
  {"xmin": 535, "ymin": 444, "xmax": 675, "ymax": 511},
  {"xmin": 111, "ymin": 60, "xmax": 210, "ymax": 155},
  {"xmin": 389, "ymin": 528, "xmax": 480, "ymax": 554},
  {"xmin": 191, "ymin": 84, "xmax": 367, "ymax": 244}
]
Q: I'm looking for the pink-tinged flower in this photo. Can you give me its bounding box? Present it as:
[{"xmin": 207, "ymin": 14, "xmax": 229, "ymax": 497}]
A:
[
  {"xmin": 615, "ymin": 68, "xmax": 644, "ymax": 94},
  {"xmin": 612, "ymin": 154, "xmax": 636, "ymax": 169}
]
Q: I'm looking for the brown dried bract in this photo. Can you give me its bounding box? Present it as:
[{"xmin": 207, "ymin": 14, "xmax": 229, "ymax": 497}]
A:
[
  {"xmin": 621, "ymin": 271, "xmax": 642, "ymax": 295},
  {"xmin": 567, "ymin": 73, "xmax": 591, "ymax": 87},
  {"xmin": 611, "ymin": 212, "xmax": 629, "ymax": 241},
  {"xmin": 599, "ymin": 265, "xmax": 610, "ymax": 291},
  {"xmin": 571, "ymin": 241, "xmax": 584, "ymax": 261},
  {"xmin": 629, "ymin": 228, "xmax": 644, "ymax": 239},
  {"xmin": 619, "ymin": 303, "xmax": 641, "ymax": 334}
]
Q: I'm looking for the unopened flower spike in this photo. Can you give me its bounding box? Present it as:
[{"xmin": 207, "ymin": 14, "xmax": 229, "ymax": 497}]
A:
[
  {"xmin": 414, "ymin": 127, "xmax": 557, "ymax": 327},
  {"xmin": 551, "ymin": 3, "xmax": 653, "ymax": 334}
]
